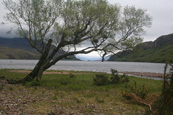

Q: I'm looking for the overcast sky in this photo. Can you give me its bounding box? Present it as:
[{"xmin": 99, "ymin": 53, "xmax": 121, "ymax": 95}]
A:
[
  {"xmin": 108, "ymin": 0, "xmax": 173, "ymax": 42},
  {"xmin": 0, "ymin": 0, "xmax": 172, "ymax": 41}
]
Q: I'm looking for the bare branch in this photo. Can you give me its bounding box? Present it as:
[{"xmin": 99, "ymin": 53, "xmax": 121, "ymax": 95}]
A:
[{"xmin": 44, "ymin": 47, "xmax": 102, "ymax": 70}]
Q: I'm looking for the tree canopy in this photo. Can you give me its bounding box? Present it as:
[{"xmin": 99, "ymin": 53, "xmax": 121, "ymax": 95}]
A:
[{"xmin": 3, "ymin": 0, "xmax": 152, "ymax": 82}]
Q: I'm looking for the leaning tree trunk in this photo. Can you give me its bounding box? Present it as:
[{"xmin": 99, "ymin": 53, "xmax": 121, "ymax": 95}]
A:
[
  {"xmin": 7, "ymin": 39, "xmax": 52, "ymax": 84},
  {"xmin": 22, "ymin": 58, "xmax": 46, "ymax": 82}
]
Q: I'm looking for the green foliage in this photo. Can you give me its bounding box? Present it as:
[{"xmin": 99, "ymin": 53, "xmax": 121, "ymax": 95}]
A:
[
  {"xmin": 93, "ymin": 74, "xmax": 109, "ymax": 86},
  {"xmin": 121, "ymin": 74, "xmax": 129, "ymax": 83},
  {"xmin": 137, "ymin": 84, "xmax": 151, "ymax": 99},
  {"xmin": 120, "ymin": 89, "xmax": 131, "ymax": 100},
  {"xmin": 148, "ymin": 63, "xmax": 173, "ymax": 114},
  {"xmin": 110, "ymin": 69, "xmax": 120, "ymax": 83},
  {"xmin": 93, "ymin": 69, "xmax": 129, "ymax": 86},
  {"xmin": 121, "ymin": 81, "xmax": 152, "ymax": 99},
  {"xmin": 110, "ymin": 69, "xmax": 129, "ymax": 84}
]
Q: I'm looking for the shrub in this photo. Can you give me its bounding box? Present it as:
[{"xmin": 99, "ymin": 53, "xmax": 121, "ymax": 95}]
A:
[
  {"xmin": 121, "ymin": 74, "xmax": 129, "ymax": 83},
  {"xmin": 148, "ymin": 63, "xmax": 173, "ymax": 114},
  {"xmin": 131, "ymin": 82, "xmax": 151, "ymax": 99},
  {"xmin": 111, "ymin": 69, "xmax": 118, "ymax": 75},
  {"xmin": 110, "ymin": 69, "xmax": 129, "ymax": 84},
  {"xmin": 110, "ymin": 69, "xmax": 120, "ymax": 83},
  {"xmin": 93, "ymin": 74, "xmax": 109, "ymax": 86},
  {"xmin": 69, "ymin": 74, "xmax": 75, "ymax": 78},
  {"xmin": 138, "ymin": 84, "xmax": 151, "ymax": 99},
  {"xmin": 121, "ymin": 82, "xmax": 152, "ymax": 99},
  {"xmin": 121, "ymin": 89, "xmax": 131, "ymax": 100},
  {"xmin": 93, "ymin": 69, "xmax": 129, "ymax": 86}
]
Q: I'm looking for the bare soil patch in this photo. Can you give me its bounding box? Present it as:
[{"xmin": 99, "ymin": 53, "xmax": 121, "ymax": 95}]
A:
[{"xmin": 9, "ymin": 70, "xmax": 86, "ymax": 75}]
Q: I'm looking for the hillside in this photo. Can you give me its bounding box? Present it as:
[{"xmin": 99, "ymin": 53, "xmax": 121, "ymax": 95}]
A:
[
  {"xmin": 0, "ymin": 47, "xmax": 40, "ymax": 59},
  {"xmin": 0, "ymin": 37, "xmax": 78, "ymax": 60},
  {"xmin": 108, "ymin": 33, "xmax": 173, "ymax": 63}
]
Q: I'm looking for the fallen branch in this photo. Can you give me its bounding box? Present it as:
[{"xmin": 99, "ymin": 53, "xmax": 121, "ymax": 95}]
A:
[{"xmin": 124, "ymin": 92, "xmax": 158, "ymax": 111}]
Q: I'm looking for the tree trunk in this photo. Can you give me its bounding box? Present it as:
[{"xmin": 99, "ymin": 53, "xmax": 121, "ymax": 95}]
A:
[
  {"xmin": 7, "ymin": 39, "xmax": 52, "ymax": 84},
  {"xmin": 23, "ymin": 60, "xmax": 45, "ymax": 82},
  {"xmin": 7, "ymin": 57, "xmax": 46, "ymax": 84}
]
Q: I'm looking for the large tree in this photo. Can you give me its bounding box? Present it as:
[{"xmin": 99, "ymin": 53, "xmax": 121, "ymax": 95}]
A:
[{"xmin": 3, "ymin": 0, "xmax": 151, "ymax": 83}]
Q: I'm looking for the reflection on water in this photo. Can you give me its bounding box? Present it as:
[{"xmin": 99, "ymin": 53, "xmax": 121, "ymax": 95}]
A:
[{"xmin": 0, "ymin": 59, "xmax": 166, "ymax": 74}]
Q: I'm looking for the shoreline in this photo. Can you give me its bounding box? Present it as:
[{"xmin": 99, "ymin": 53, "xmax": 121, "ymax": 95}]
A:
[
  {"xmin": 7, "ymin": 69, "xmax": 164, "ymax": 80},
  {"xmin": 120, "ymin": 71, "xmax": 164, "ymax": 78}
]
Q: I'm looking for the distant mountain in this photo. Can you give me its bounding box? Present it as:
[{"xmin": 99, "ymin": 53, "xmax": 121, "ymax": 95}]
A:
[
  {"xmin": 0, "ymin": 37, "xmax": 78, "ymax": 60},
  {"xmin": 135, "ymin": 33, "xmax": 173, "ymax": 49},
  {"xmin": 76, "ymin": 55, "xmax": 100, "ymax": 61},
  {"xmin": 108, "ymin": 33, "xmax": 173, "ymax": 63},
  {"xmin": 0, "ymin": 37, "xmax": 41, "ymax": 53},
  {"xmin": 76, "ymin": 54, "xmax": 111, "ymax": 61},
  {"xmin": 104, "ymin": 55, "xmax": 112, "ymax": 61}
]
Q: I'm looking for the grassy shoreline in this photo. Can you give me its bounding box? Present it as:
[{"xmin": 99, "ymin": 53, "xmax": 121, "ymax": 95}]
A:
[{"xmin": 0, "ymin": 69, "xmax": 162, "ymax": 114}]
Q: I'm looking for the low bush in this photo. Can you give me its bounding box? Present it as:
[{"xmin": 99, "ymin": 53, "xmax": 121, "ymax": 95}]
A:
[
  {"xmin": 147, "ymin": 63, "xmax": 173, "ymax": 114},
  {"xmin": 110, "ymin": 69, "xmax": 129, "ymax": 84},
  {"xmin": 121, "ymin": 74, "xmax": 129, "ymax": 83},
  {"xmin": 93, "ymin": 74, "xmax": 109, "ymax": 86},
  {"xmin": 69, "ymin": 74, "xmax": 75, "ymax": 78},
  {"xmin": 121, "ymin": 89, "xmax": 131, "ymax": 100},
  {"xmin": 93, "ymin": 69, "xmax": 129, "ymax": 86},
  {"xmin": 121, "ymin": 81, "xmax": 152, "ymax": 99},
  {"xmin": 110, "ymin": 69, "xmax": 120, "ymax": 83}
]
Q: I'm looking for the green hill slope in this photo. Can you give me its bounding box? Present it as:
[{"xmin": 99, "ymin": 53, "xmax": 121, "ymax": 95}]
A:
[
  {"xmin": 0, "ymin": 47, "xmax": 40, "ymax": 59},
  {"xmin": 109, "ymin": 45, "xmax": 173, "ymax": 63},
  {"xmin": 109, "ymin": 33, "xmax": 173, "ymax": 63}
]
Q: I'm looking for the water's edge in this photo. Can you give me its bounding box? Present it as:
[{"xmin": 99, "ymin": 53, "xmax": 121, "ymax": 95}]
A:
[{"xmin": 0, "ymin": 59, "xmax": 169, "ymax": 80}]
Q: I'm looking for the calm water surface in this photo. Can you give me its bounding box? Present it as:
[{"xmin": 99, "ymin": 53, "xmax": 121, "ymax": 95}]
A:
[{"xmin": 0, "ymin": 59, "xmax": 166, "ymax": 74}]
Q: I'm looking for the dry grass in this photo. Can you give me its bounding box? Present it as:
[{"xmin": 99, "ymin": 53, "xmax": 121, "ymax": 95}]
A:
[
  {"xmin": 0, "ymin": 84, "xmax": 146, "ymax": 115},
  {"xmin": 0, "ymin": 69, "xmax": 162, "ymax": 114}
]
